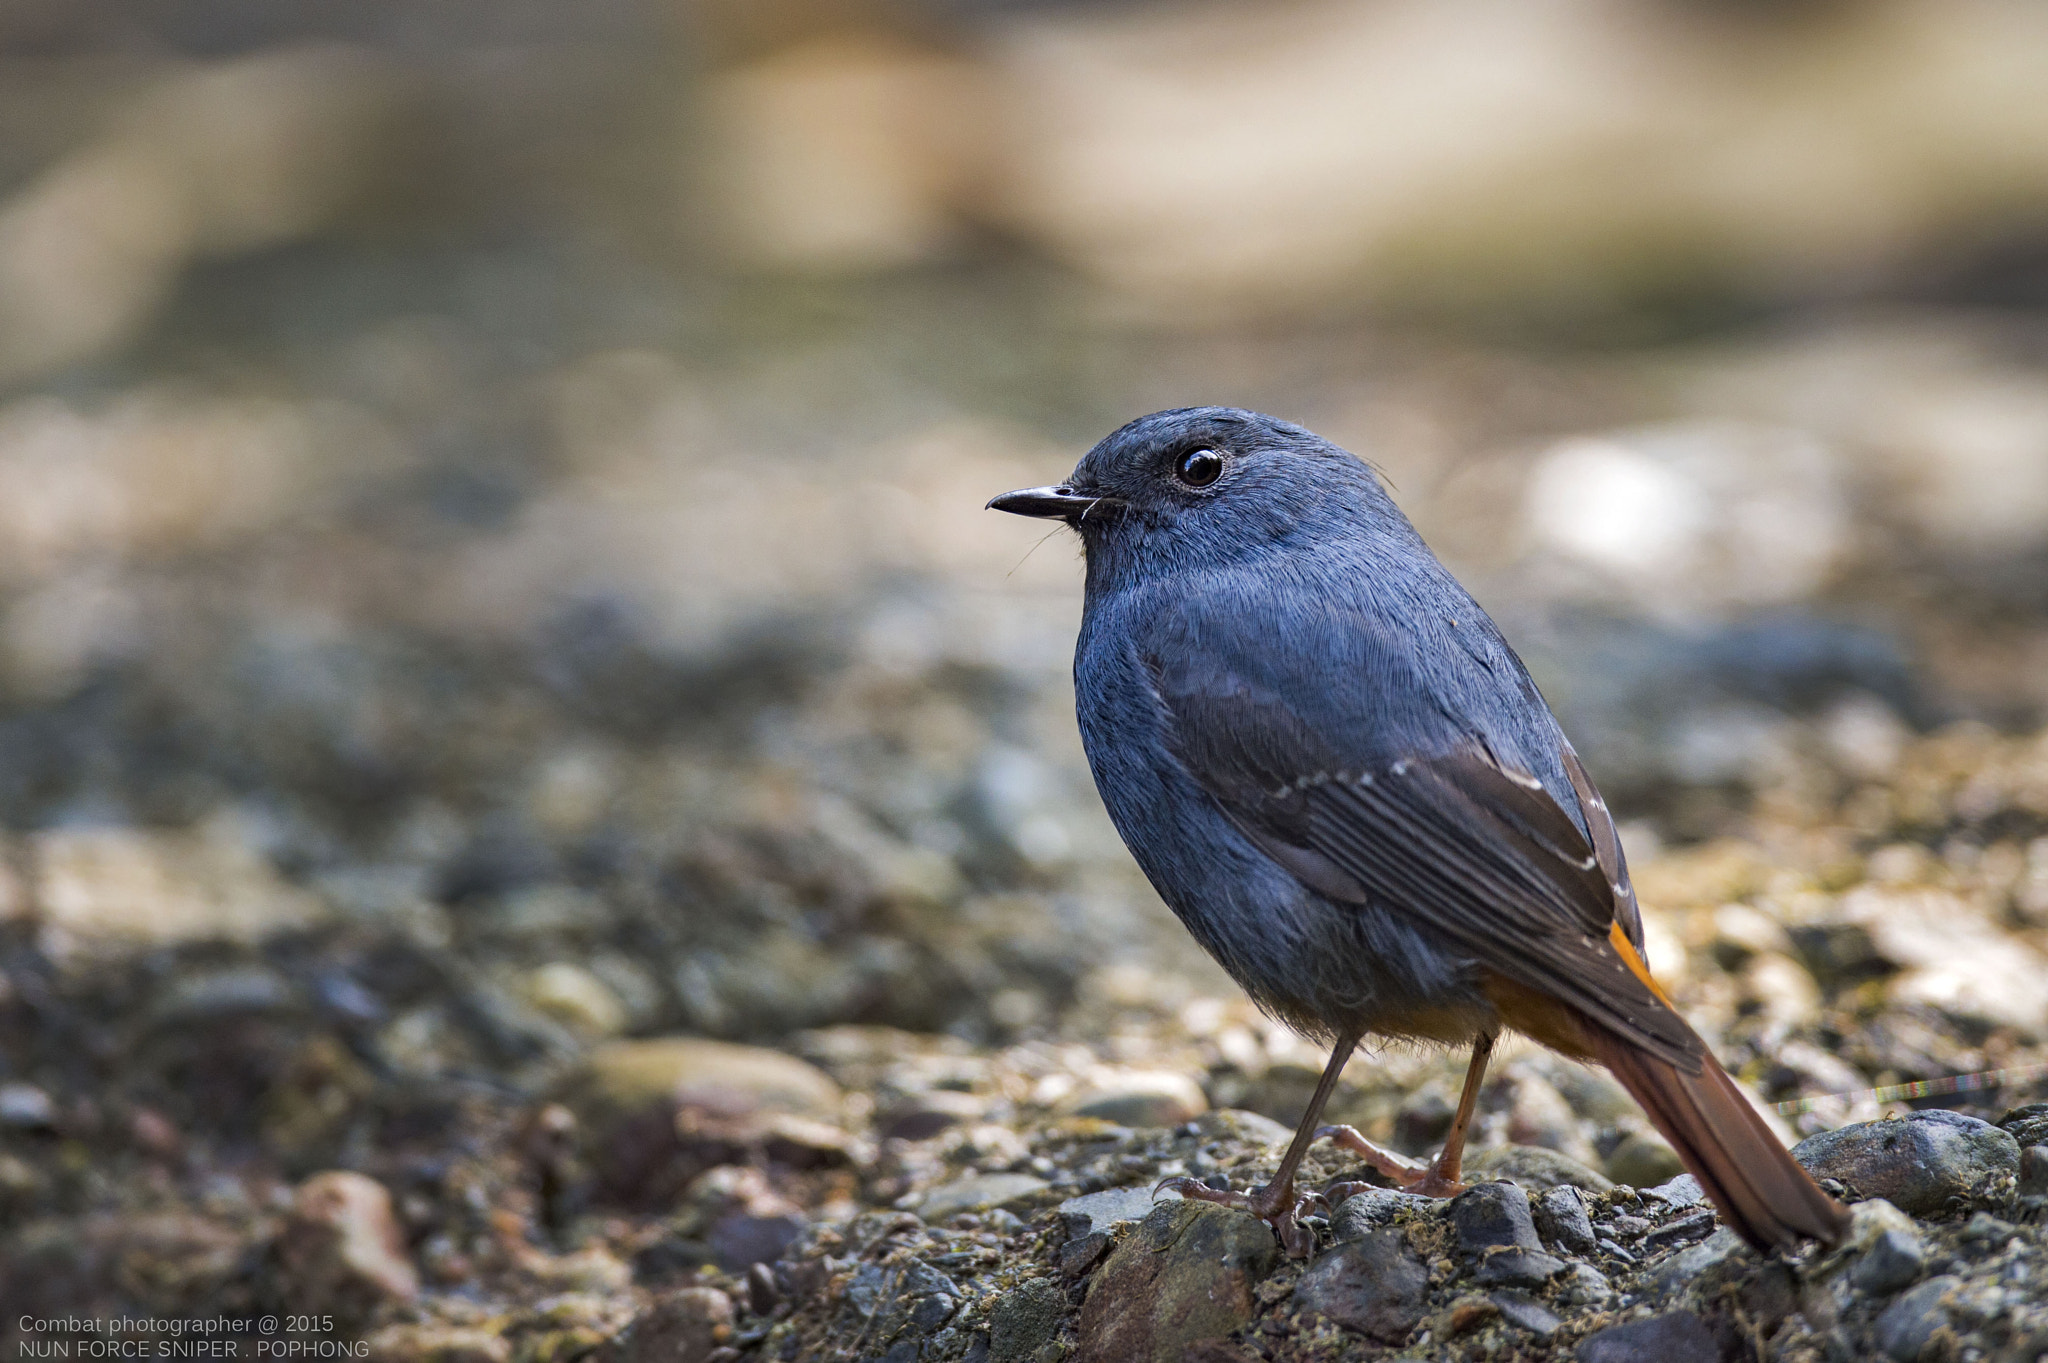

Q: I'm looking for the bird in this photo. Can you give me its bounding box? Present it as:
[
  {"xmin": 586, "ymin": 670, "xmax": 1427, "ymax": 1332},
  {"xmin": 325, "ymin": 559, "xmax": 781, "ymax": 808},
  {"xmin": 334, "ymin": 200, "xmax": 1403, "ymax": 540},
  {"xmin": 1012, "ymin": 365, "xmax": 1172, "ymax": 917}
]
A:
[{"xmin": 987, "ymin": 406, "xmax": 1848, "ymax": 1259}]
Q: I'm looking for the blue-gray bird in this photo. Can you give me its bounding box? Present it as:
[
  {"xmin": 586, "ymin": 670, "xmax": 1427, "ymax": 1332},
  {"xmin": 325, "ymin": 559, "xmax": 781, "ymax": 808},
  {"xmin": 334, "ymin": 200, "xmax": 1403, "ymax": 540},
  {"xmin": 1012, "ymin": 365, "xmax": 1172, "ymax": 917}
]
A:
[{"xmin": 989, "ymin": 407, "xmax": 1847, "ymax": 1258}]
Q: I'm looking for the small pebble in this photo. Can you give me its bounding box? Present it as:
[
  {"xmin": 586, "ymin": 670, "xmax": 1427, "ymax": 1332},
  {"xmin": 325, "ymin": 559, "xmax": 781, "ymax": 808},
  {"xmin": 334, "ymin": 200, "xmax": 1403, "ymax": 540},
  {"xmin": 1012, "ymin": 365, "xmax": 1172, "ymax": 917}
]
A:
[
  {"xmin": 1450, "ymin": 1182, "xmax": 1565, "ymax": 1287},
  {"xmin": 1330, "ymin": 1186, "xmax": 1432, "ymax": 1240},
  {"xmin": 0, "ymin": 1083, "xmax": 55, "ymax": 1129},
  {"xmin": 276, "ymin": 1171, "xmax": 419, "ymax": 1315},
  {"xmin": 1293, "ymin": 1229, "xmax": 1430, "ymax": 1344},
  {"xmin": 1576, "ymin": 1309, "xmax": 1721, "ymax": 1363},
  {"xmin": 1875, "ymin": 1275, "xmax": 1961, "ymax": 1363},
  {"xmin": 1533, "ymin": 1185, "xmax": 1599, "ymax": 1256},
  {"xmin": 1488, "ymin": 1289, "xmax": 1562, "ymax": 1337},
  {"xmin": 2017, "ymin": 1146, "xmax": 2048, "ymax": 1199},
  {"xmin": 1854, "ymin": 1226, "xmax": 1928, "ymax": 1296},
  {"xmin": 1641, "ymin": 1207, "xmax": 1716, "ymax": 1251}
]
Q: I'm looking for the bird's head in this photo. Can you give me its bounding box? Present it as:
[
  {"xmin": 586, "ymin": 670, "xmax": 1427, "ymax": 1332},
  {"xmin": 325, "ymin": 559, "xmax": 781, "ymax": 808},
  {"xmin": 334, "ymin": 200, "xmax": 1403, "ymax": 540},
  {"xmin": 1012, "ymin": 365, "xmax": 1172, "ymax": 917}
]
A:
[{"xmin": 988, "ymin": 407, "xmax": 1396, "ymax": 577}]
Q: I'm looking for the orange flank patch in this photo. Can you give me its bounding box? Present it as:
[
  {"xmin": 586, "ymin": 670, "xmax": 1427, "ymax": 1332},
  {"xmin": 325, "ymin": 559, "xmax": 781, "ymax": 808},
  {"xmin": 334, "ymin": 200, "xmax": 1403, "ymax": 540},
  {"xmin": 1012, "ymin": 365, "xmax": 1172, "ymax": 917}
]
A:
[
  {"xmin": 1477, "ymin": 971, "xmax": 1594, "ymax": 1060},
  {"xmin": 1608, "ymin": 921, "xmax": 1675, "ymax": 1007}
]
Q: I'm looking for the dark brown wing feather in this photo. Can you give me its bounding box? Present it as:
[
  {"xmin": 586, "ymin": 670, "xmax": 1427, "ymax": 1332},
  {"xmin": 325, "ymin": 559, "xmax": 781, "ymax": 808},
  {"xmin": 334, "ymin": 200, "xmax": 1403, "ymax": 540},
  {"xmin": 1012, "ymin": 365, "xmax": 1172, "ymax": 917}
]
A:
[
  {"xmin": 1296, "ymin": 750, "xmax": 1698, "ymax": 1067},
  {"xmin": 1560, "ymin": 743, "xmax": 1644, "ymax": 955},
  {"xmin": 1155, "ymin": 681, "xmax": 1698, "ymax": 1069}
]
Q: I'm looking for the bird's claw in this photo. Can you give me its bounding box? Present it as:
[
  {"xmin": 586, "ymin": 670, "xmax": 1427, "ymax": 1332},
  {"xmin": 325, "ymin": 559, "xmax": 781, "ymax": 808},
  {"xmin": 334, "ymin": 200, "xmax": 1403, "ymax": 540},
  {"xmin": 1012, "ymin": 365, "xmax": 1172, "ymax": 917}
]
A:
[
  {"xmin": 1155, "ymin": 1176, "xmax": 1323, "ymax": 1258},
  {"xmin": 1314, "ymin": 1124, "xmax": 1470, "ymax": 1198}
]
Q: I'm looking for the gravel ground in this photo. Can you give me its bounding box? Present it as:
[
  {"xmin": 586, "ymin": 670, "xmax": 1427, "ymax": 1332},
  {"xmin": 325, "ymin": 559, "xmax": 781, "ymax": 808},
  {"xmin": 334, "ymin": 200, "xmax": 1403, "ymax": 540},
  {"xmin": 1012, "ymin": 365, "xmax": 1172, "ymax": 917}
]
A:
[
  {"xmin": 4, "ymin": 685, "xmax": 2047, "ymax": 1360},
  {"xmin": 3, "ymin": 256, "xmax": 2048, "ymax": 1360}
]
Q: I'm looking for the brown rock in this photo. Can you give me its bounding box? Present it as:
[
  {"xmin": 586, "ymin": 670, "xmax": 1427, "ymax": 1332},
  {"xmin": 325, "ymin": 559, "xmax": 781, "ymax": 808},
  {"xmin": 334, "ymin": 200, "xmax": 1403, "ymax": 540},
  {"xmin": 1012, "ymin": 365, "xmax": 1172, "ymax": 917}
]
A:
[
  {"xmin": 614, "ymin": 1287, "xmax": 736, "ymax": 1363},
  {"xmin": 556, "ymin": 1037, "xmax": 843, "ymax": 1201},
  {"xmin": 878, "ymin": 1088, "xmax": 984, "ymax": 1141},
  {"xmin": 277, "ymin": 1172, "xmax": 419, "ymax": 1319},
  {"xmin": 569, "ymin": 1037, "xmax": 842, "ymax": 1122},
  {"xmin": 1075, "ymin": 1200, "xmax": 1278, "ymax": 1363}
]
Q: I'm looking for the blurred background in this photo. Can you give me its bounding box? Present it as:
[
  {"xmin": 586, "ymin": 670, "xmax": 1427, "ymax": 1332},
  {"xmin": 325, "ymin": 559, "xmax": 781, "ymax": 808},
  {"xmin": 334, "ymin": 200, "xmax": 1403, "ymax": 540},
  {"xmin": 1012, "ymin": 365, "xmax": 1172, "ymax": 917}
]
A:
[{"xmin": 5, "ymin": 0, "xmax": 2048, "ymax": 1327}]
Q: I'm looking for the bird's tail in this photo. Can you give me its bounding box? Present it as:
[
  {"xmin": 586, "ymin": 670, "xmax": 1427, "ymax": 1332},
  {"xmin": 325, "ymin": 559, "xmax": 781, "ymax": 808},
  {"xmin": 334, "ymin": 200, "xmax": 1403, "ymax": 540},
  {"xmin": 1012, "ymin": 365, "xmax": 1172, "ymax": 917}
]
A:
[{"xmin": 1586, "ymin": 1023, "xmax": 1849, "ymax": 1254}]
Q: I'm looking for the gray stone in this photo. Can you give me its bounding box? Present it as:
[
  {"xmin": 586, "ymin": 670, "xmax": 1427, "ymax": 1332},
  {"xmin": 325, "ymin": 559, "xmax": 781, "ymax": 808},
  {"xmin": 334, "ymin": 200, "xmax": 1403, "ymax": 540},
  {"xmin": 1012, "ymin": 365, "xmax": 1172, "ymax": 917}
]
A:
[
  {"xmin": 1875, "ymin": 1275, "xmax": 1962, "ymax": 1362},
  {"xmin": 1645, "ymin": 1174, "xmax": 1706, "ymax": 1207},
  {"xmin": 917, "ymin": 1173, "xmax": 1051, "ymax": 1222},
  {"xmin": 1058, "ymin": 1185, "xmax": 1168, "ymax": 1238},
  {"xmin": 157, "ymin": 965, "xmax": 297, "ymax": 1021},
  {"xmin": 1641, "ymin": 1208, "xmax": 1717, "ymax": 1251},
  {"xmin": 0, "ymin": 1083, "xmax": 55, "ymax": 1129},
  {"xmin": 1489, "ymin": 1290, "xmax": 1562, "ymax": 1338},
  {"xmin": 1574, "ymin": 1310, "xmax": 1720, "ymax": 1363},
  {"xmin": 1057, "ymin": 1232, "xmax": 1110, "ymax": 1278},
  {"xmin": 1293, "ymin": 1229, "xmax": 1428, "ymax": 1345},
  {"xmin": 1074, "ymin": 1200, "xmax": 1278, "ymax": 1363},
  {"xmin": 1450, "ymin": 1181, "xmax": 1564, "ymax": 1288},
  {"xmin": 1604, "ymin": 1130, "xmax": 1686, "ymax": 1188},
  {"xmin": 1189, "ymin": 1108, "xmax": 1293, "ymax": 1146},
  {"xmin": 910, "ymin": 1292, "xmax": 957, "ymax": 1332},
  {"xmin": 1957, "ymin": 1210, "xmax": 2015, "ymax": 1246},
  {"xmin": 1792, "ymin": 1111, "xmax": 2020, "ymax": 1213},
  {"xmin": 1821, "ymin": 1196, "xmax": 1922, "ymax": 1294},
  {"xmin": 1452, "ymin": 1181, "xmax": 1544, "ymax": 1254},
  {"xmin": 708, "ymin": 1211, "xmax": 804, "ymax": 1271},
  {"xmin": 1549, "ymin": 1065, "xmax": 1638, "ymax": 1124},
  {"xmin": 984, "ymin": 1208, "xmax": 1026, "ymax": 1235},
  {"xmin": 1604, "ymin": 1212, "xmax": 1653, "ymax": 1240},
  {"xmin": 1998, "ymin": 1103, "xmax": 2048, "ymax": 1149},
  {"xmin": 1853, "ymin": 1226, "xmax": 1927, "ymax": 1296},
  {"xmin": 1533, "ymin": 1185, "xmax": 1598, "ymax": 1255},
  {"xmin": 988, "ymin": 1277, "xmax": 1065, "ymax": 1363},
  {"xmin": 845, "ymin": 1263, "xmax": 897, "ymax": 1319},
  {"xmin": 1466, "ymin": 1143, "xmax": 1614, "ymax": 1193},
  {"xmin": 2020, "ymin": 1145, "xmax": 2048, "ymax": 1199},
  {"xmin": 846, "ymin": 1259, "xmax": 961, "ymax": 1343},
  {"xmin": 1559, "ymin": 1262, "xmax": 1614, "ymax": 1307},
  {"xmin": 1330, "ymin": 1187, "xmax": 1432, "ymax": 1240},
  {"xmin": 1644, "ymin": 1227, "xmax": 1745, "ymax": 1298}
]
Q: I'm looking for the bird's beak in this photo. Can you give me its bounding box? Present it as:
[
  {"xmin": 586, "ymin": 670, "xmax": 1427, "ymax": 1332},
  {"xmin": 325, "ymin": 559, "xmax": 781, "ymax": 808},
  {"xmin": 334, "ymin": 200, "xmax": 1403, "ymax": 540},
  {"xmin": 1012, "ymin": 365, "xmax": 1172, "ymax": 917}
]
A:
[{"xmin": 986, "ymin": 484, "xmax": 1120, "ymax": 521}]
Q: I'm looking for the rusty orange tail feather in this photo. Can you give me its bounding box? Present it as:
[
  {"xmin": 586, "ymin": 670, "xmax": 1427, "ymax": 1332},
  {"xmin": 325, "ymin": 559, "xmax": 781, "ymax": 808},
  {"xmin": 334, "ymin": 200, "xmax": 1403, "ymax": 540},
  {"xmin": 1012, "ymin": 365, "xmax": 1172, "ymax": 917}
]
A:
[{"xmin": 1586, "ymin": 1022, "xmax": 1849, "ymax": 1254}]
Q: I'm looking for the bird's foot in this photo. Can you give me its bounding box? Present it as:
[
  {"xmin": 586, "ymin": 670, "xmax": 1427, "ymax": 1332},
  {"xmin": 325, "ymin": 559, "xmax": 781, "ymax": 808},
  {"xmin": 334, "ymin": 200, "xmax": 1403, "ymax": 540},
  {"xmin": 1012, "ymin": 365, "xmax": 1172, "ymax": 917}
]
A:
[
  {"xmin": 1155, "ymin": 1176, "xmax": 1325, "ymax": 1258},
  {"xmin": 1315, "ymin": 1124, "xmax": 1470, "ymax": 1199}
]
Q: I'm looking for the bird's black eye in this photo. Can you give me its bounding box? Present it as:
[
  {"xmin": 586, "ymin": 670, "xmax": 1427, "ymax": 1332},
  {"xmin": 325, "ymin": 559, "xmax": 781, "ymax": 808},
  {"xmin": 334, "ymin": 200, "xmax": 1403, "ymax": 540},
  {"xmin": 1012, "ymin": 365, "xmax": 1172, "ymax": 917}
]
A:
[{"xmin": 1175, "ymin": 448, "xmax": 1224, "ymax": 488}]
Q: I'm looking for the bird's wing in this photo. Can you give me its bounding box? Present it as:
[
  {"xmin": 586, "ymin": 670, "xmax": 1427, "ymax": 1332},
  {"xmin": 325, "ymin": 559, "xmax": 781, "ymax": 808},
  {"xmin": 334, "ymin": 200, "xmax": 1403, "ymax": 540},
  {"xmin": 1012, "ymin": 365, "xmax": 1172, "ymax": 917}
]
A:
[
  {"xmin": 1147, "ymin": 654, "xmax": 1697, "ymax": 1068},
  {"xmin": 1560, "ymin": 741, "xmax": 1644, "ymax": 956}
]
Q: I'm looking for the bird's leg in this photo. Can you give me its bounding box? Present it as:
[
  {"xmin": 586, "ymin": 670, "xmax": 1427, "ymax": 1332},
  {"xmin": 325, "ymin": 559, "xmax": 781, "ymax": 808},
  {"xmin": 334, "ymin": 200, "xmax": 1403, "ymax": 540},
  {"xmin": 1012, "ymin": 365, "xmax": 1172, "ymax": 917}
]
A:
[
  {"xmin": 1157, "ymin": 1032, "xmax": 1359, "ymax": 1258},
  {"xmin": 1320, "ymin": 1030, "xmax": 1496, "ymax": 1201}
]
